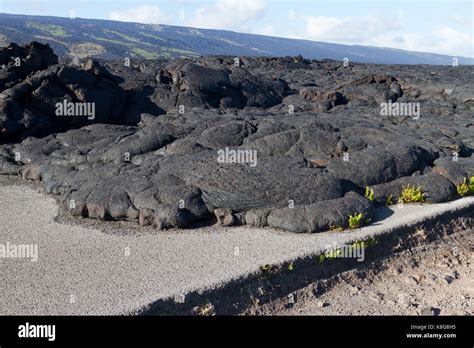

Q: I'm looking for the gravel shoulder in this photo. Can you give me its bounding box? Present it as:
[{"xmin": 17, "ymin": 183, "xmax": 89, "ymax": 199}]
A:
[{"xmin": 0, "ymin": 176, "xmax": 473, "ymax": 315}]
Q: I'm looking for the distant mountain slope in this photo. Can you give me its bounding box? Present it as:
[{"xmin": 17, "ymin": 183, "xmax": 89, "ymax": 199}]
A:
[{"xmin": 0, "ymin": 12, "xmax": 472, "ymax": 65}]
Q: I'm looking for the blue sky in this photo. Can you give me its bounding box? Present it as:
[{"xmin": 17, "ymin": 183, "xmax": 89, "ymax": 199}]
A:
[{"xmin": 1, "ymin": 0, "xmax": 473, "ymax": 57}]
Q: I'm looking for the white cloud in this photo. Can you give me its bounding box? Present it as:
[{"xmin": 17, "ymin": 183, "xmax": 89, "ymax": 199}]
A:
[
  {"xmin": 106, "ymin": 4, "xmax": 473, "ymax": 58},
  {"xmin": 257, "ymin": 25, "xmax": 275, "ymax": 36},
  {"xmin": 305, "ymin": 15, "xmax": 473, "ymax": 57},
  {"xmin": 369, "ymin": 27, "xmax": 473, "ymax": 57},
  {"xmin": 305, "ymin": 15, "xmax": 401, "ymax": 44},
  {"xmin": 108, "ymin": 5, "xmax": 165, "ymax": 24},
  {"xmin": 188, "ymin": 0, "xmax": 267, "ymax": 32},
  {"xmin": 431, "ymin": 27, "xmax": 473, "ymax": 57}
]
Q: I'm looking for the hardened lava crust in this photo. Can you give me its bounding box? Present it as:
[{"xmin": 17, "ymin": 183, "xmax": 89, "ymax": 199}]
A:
[{"xmin": 0, "ymin": 42, "xmax": 473, "ymax": 233}]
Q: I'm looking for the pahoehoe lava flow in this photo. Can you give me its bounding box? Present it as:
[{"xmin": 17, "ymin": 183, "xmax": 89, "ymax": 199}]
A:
[{"xmin": 0, "ymin": 42, "xmax": 473, "ymax": 233}]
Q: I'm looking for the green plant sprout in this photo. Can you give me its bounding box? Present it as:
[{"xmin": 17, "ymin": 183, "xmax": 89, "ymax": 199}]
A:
[
  {"xmin": 457, "ymin": 178, "xmax": 470, "ymax": 196},
  {"xmin": 348, "ymin": 213, "xmax": 363, "ymax": 229},
  {"xmin": 457, "ymin": 176, "xmax": 474, "ymax": 196},
  {"xmin": 364, "ymin": 186, "xmax": 375, "ymax": 202},
  {"xmin": 398, "ymin": 185, "xmax": 426, "ymax": 203}
]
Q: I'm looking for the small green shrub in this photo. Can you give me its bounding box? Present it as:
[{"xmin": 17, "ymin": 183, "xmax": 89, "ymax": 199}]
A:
[
  {"xmin": 364, "ymin": 186, "xmax": 375, "ymax": 202},
  {"xmin": 348, "ymin": 213, "xmax": 363, "ymax": 229},
  {"xmin": 457, "ymin": 178, "xmax": 470, "ymax": 196},
  {"xmin": 457, "ymin": 176, "xmax": 474, "ymax": 196},
  {"xmin": 398, "ymin": 185, "xmax": 426, "ymax": 203}
]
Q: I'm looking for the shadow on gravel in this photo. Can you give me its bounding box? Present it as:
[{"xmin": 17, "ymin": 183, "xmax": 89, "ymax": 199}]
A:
[
  {"xmin": 371, "ymin": 207, "xmax": 395, "ymax": 225},
  {"xmin": 139, "ymin": 207, "xmax": 473, "ymax": 316}
]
